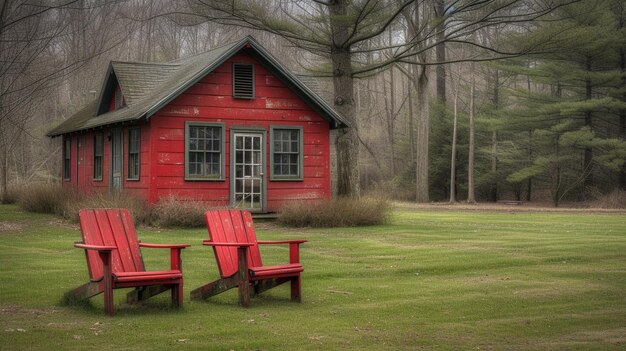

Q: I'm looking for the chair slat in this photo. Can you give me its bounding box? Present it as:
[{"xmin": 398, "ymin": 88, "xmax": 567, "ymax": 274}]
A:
[
  {"xmin": 119, "ymin": 209, "xmax": 145, "ymax": 272},
  {"xmin": 218, "ymin": 210, "xmax": 239, "ymax": 276},
  {"xmin": 229, "ymin": 210, "xmax": 257, "ymax": 268},
  {"xmin": 241, "ymin": 211, "xmax": 263, "ymax": 268},
  {"xmin": 94, "ymin": 209, "xmax": 124, "ymax": 274},
  {"xmin": 206, "ymin": 211, "xmax": 235, "ymax": 277},
  {"xmin": 78, "ymin": 209, "xmax": 105, "ymax": 281}
]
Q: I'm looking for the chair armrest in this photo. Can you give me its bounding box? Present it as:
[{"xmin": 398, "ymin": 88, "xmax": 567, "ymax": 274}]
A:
[
  {"xmin": 139, "ymin": 242, "xmax": 190, "ymax": 249},
  {"xmin": 257, "ymin": 240, "xmax": 306, "ymax": 264},
  {"xmin": 138, "ymin": 242, "xmax": 189, "ymax": 271},
  {"xmin": 74, "ymin": 242, "xmax": 117, "ymax": 251},
  {"xmin": 257, "ymin": 240, "xmax": 307, "ymax": 245},
  {"xmin": 202, "ymin": 240, "xmax": 254, "ymax": 247}
]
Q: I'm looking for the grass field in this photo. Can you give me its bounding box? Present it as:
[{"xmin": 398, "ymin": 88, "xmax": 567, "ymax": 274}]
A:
[{"xmin": 0, "ymin": 204, "xmax": 625, "ymax": 350}]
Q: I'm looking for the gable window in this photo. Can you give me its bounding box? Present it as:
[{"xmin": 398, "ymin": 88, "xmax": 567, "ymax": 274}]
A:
[
  {"xmin": 233, "ymin": 63, "xmax": 254, "ymax": 99},
  {"xmin": 127, "ymin": 128, "xmax": 140, "ymax": 180},
  {"xmin": 63, "ymin": 137, "xmax": 71, "ymax": 181},
  {"xmin": 93, "ymin": 133, "xmax": 103, "ymax": 181},
  {"xmin": 185, "ymin": 122, "xmax": 225, "ymax": 180},
  {"xmin": 270, "ymin": 126, "xmax": 303, "ymax": 180}
]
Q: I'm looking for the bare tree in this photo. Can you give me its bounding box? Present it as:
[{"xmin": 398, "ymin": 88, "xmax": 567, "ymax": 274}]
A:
[{"xmin": 467, "ymin": 64, "xmax": 476, "ymax": 204}]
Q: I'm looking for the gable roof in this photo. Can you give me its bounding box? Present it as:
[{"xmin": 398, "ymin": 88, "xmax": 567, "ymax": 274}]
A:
[{"xmin": 47, "ymin": 36, "xmax": 349, "ymax": 137}]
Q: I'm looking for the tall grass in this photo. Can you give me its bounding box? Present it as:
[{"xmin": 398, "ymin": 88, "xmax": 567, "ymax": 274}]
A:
[
  {"xmin": 151, "ymin": 196, "xmax": 215, "ymax": 228},
  {"xmin": 16, "ymin": 183, "xmax": 72, "ymax": 214},
  {"xmin": 277, "ymin": 196, "xmax": 390, "ymax": 227}
]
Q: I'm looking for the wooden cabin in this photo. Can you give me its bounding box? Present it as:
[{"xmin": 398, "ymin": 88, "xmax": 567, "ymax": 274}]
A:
[{"xmin": 47, "ymin": 36, "xmax": 348, "ymax": 212}]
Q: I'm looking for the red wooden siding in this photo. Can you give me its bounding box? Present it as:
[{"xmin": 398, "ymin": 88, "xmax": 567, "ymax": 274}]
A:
[
  {"xmin": 149, "ymin": 52, "xmax": 331, "ymax": 211},
  {"xmin": 62, "ymin": 124, "xmax": 151, "ymax": 201}
]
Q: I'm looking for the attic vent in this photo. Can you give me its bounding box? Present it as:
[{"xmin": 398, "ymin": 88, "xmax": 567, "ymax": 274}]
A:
[{"xmin": 233, "ymin": 63, "xmax": 254, "ymax": 99}]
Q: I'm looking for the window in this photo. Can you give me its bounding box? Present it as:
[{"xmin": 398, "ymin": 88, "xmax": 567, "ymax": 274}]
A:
[
  {"xmin": 185, "ymin": 122, "xmax": 224, "ymax": 180},
  {"xmin": 233, "ymin": 63, "xmax": 254, "ymax": 99},
  {"xmin": 127, "ymin": 128, "xmax": 140, "ymax": 180},
  {"xmin": 63, "ymin": 137, "xmax": 71, "ymax": 181},
  {"xmin": 93, "ymin": 133, "xmax": 103, "ymax": 181},
  {"xmin": 270, "ymin": 126, "xmax": 303, "ymax": 180}
]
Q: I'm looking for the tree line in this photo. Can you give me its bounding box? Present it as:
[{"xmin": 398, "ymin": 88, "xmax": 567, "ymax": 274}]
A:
[{"xmin": 1, "ymin": 0, "xmax": 624, "ymax": 206}]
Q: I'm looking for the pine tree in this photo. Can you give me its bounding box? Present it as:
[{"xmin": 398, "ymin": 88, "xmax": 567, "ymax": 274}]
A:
[{"xmin": 501, "ymin": 0, "xmax": 626, "ymax": 203}]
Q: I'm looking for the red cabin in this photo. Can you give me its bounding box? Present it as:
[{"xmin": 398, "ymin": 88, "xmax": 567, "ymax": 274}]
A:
[{"xmin": 48, "ymin": 36, "xmax": 348, "ymax": 212}]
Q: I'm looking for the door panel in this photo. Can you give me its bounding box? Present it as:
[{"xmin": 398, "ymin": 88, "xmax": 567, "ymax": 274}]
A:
[
  {"xmin": 232, "ymin": 132, "xmax": 264, "ymax": 211},
  {"xmin": 110, "ymin": 129, "xmax": 123, "ymax": 191}
]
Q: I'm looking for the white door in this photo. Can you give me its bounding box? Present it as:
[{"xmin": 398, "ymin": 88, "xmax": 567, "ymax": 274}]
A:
[{"xmin": 232, "ymin": 132, "xmax": 264, "ymax": 211}]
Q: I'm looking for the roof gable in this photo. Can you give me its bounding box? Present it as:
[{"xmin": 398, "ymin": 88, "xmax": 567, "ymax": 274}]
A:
[{"xmin": 48, "ymin": 36, "xmax": 348, "ymax": 137}]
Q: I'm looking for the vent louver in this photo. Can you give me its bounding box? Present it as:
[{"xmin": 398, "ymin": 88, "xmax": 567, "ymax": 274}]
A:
[{"xmin": 233, "ymin": 63, "xmax": 254, "ymax": 99}]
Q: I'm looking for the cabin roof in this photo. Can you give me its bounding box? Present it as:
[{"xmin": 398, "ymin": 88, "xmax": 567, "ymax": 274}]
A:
[{"xmin": 47, "ymin": 36, "xmax": 349, "ymax": 137}]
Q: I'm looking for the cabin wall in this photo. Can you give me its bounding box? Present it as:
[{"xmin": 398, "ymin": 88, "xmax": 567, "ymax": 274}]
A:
[
  {"xmin": 61, "ymin": 124, "xmax": 151, "ymax": 201},
  {"xmin": 150, "ymin": 52, "xmax": 331, "ymax": 211}
]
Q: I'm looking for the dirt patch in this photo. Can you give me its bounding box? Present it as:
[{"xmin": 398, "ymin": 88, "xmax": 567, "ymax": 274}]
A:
[
  {"xmin": 393, "ymin": 201, "xmax": 626, "ymax": 214},
  {"xmin": 0, "ymin": 221, "xmax": 25, "ymax": 232},
  {"xmin": 0, "ymin": 305, "xmax": 58, "ymax": 316},
  {"xmin": 46, "ymin": 218, "xmax": 79, "ymax": 230}
]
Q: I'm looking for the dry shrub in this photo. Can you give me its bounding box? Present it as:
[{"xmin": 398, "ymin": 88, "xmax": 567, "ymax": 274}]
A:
[
  {"xmin": 1, "ymin": 185, "xmax": 20, "ymax": 204},
  {"xmin": 17, "ymin": 183, "xmax": 70, "ymax": 215},
  {"xmin": 277, "ymin": 196, "xmax": 390, "ymax": 228},
  {"xmin": 590, "ymin": 189, "xmax": 626, "ymax": 209},
  {"xmin": 151, "ymin": 196, "xmax": 212, "ymax": 228},
  {"xmin": 63, "ymin": 192, "xmax": 151, "ymax": 225}
]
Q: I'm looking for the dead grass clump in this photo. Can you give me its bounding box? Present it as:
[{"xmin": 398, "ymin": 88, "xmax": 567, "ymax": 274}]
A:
[
  {"xmin": 17, "ymin": 183, "xmax": 70, "ymax": 215},
  {"xmin": 590, "ymin": 189, "xmax": 626, "ymax": 209},
  {"xmin": 1, "ymin": 185, "xmax": 20, "ymax": 204},
  {"xmin": 277, "ymin": 196, "xmax": 390, "ymax": 228},
  {"xmin": 151, "ymin": 196, "xmax": 211, "ymax": 228},
  {"xmin": 63, "ymin": 192, "xmax": 151, "ymax": 225}
]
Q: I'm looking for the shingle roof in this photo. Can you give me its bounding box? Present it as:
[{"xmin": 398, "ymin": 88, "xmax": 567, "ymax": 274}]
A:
[{"xmin": 47, "ymin": 36, "xmax": 348, "ymax": 137}]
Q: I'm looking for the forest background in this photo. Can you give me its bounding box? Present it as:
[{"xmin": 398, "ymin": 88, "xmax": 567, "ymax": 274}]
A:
[{"xmin": 1, "ymin": 0, "xmax": 625, "ymax": 207}]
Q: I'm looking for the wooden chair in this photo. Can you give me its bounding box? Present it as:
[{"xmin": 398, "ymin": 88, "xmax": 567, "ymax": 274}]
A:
[
  {"xmin": 66, "ymin": 208, "xmax": 190, "ymax": 315},
  {"xmin": 191, "ymin": 210, "xmax": 306, "ymax": 306}
]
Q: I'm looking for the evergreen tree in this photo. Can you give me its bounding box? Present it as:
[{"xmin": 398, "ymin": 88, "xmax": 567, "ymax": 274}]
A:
[{"xmin": 501, "ymin": 0, "xmax": 626, "ymax": 203}]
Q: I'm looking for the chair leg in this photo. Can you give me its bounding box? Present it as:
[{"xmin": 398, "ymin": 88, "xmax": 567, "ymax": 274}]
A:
[
  {"xmin": 237, "ymin": 246, "xmax": 250, "ymax": 307},
  {"xmin": 291, "ymin": 275, "xmax": 302, "ymax": 303},
  {"xmin": 103, "ymin": 275, "xmax": 114, "ymax": 316},
  {"xmin": 172, "ymin": 282, "xmax": 183, "ymax": 308}
]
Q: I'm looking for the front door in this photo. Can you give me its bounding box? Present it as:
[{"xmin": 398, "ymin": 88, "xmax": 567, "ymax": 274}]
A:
[
  {"xmin": 231, "ymin": 132, "xmax": 265, "ymax": 211},
  {"xmin": 110, "ymin": 129, "xmax": 123, "ymax": 191}
]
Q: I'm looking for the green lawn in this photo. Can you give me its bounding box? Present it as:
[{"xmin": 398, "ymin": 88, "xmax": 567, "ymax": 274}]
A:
[{"xmin": 1, "ymin": 204, "xmax": 625, "ymax": 350}]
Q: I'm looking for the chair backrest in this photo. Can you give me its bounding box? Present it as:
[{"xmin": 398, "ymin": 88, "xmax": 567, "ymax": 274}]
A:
[
  {"xmin": 78, "ymin": 208, "xmax": 145, "ymax": 281},
  {"xmin": 205, "ymin": 210, "xmax": 263, "ymax": 278}
]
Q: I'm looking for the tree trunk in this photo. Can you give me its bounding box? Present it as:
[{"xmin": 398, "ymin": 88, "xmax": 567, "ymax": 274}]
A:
[
  {"xmin": 618, "ymin": 46, "xmax": 626, "ymax": 190},
  {"xmin": 490, "ymin": 69, "xmax": 499, "ymax": 202},
  {"xmin": 330, "ymin": 0, "xmax": 360, "ymax": 197},
  {"xmin": 435, "ymin": 0, "xmax": 446, "ymax": 105},
  {"xmin": 414, "ymin": 65, "xmax": 429, "ymax": 202},
  {"xmin": 583, "ymin": 59, "xmax": 593, "ymax": 200},
  {"xmin": 467, "ymin": 69, "xmax": 476, "ymax": 204},
  {"xmin": 0, "ymin": 142, "xmax": 7, "ymax": 201},
  {"xmin": 553, "ymin": 135, "xmax": 561, "ymax": 207},
  {"xmin": 410, "ymin": 1, "xmax": 430, "ymax": 203},
  {"xmin": 449, "ymin": 86, "xmax": 458, "ymax": 203},
  {"xmin": 526, "ymin": 130, "xmax": 533, "ymax": 201}
]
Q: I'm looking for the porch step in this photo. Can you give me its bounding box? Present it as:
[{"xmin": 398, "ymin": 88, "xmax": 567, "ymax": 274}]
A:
[{"xmin": 251, "ymin": 213, "xmax": 279, "ymax": 220}]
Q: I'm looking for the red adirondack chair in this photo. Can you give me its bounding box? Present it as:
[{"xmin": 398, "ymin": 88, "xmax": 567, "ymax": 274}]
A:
[
  {"xmin": 190, "ymin": 210, "xmax": 306, "ymax": 306},
  {"xmin": 66, "ymin": 208, "xmax": 190, "ymax": 315}
]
